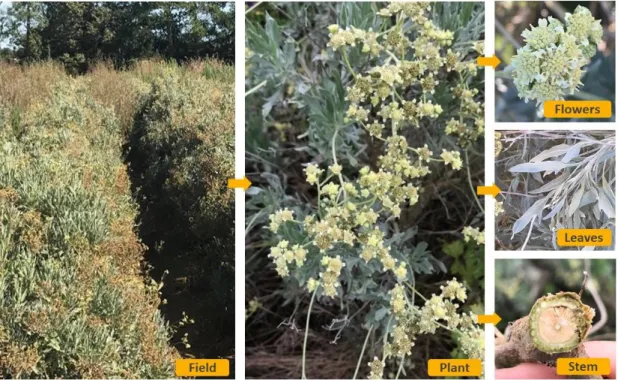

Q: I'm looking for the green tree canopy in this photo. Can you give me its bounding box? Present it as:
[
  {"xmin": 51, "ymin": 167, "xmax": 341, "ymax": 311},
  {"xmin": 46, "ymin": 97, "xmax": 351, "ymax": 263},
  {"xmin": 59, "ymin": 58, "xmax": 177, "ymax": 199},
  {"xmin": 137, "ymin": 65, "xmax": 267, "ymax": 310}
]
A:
[{"xmin": 0, "ymin": 2, "xmax": 234, "ymax": 73}]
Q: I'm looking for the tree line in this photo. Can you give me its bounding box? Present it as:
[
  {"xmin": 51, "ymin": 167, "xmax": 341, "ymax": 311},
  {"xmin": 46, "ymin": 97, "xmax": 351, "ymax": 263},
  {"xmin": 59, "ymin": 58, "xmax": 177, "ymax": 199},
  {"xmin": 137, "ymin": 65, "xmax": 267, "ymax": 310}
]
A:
[{"xmin": 0, "ymin": 2, "xmax": 234, "ymax": 73}]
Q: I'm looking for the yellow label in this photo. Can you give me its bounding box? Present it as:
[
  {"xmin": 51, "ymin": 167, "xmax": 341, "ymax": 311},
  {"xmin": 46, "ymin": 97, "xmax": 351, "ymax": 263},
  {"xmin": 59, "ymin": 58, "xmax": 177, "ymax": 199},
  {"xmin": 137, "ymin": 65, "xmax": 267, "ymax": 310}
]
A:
[
  {"xmin": 544, "ymin": 100, "xmax": 612, "ymax": 118},
  {"xmin": 427, "ymin": 359, "xmax": 482, "ymax": 377},
  {"xmin": 557, "ymin": 229, "xmax": 612, "ymax": 247},
  {"xmin": 557, "ymin": 358, "xmax": 611, "ymax": 375},
  {"xmin": 175, "ymin": 359, "xmax": 230, "ymax": 377}
]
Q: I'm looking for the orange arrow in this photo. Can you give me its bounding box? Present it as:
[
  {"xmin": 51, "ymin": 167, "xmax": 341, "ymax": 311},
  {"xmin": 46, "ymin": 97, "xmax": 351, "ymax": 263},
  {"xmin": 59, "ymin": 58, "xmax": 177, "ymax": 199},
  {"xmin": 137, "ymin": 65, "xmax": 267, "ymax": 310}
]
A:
[
  {"xmin": 477, "ymin": 184, "xmax": 501, "ymax": 198},
  {"xmin": 477, "ymin": 55, "xmax": 501, "ymax": 69},
  {"xmin": 228, "ymin": 177, "xmax": 252, "ymax": 190},
  {"xmin": 477, "ymin": 313, "xmax": 502, "ymax": 325}
]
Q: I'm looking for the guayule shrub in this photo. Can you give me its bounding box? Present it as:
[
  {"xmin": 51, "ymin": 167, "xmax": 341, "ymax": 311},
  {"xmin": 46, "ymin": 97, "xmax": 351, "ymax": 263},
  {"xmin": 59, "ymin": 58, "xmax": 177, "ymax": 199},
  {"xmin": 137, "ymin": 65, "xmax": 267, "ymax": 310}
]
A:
[
  {"xmin": 496, "ymin": 131, "xmax": 615, "ymax": 251},
  {"xmin": 511, "ymin": 6, "xmax": 603, "ymax": 104},
  {"xmin": 246, "ymin": 2, "xmax": 485, "ymax": 378},
  {"xmin": 130, "ymin": 67, "xmax": 234, "ymax": 239},
  {"xmin": 0, "ymin": 80, "xmax": 175, "ymax": 378},
  {"xmin": 128, "ymin": 65, "xmax": 235, "ymax": 355}
]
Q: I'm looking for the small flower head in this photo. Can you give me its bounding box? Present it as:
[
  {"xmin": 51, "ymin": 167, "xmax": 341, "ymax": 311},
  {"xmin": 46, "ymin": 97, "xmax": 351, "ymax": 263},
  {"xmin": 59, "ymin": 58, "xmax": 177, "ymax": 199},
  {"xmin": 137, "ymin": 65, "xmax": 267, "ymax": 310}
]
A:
[
  {"xmin": 368, "ymin": 357, "xmax": 385, "ymax": 380},
  {"xmin": 462, "ymin": 226, "xmax": 484, "ymax": 245},
  {"xmin": 268, "ymin": 208, "xmax": 294, "ymax": 232},
  {"xmin": 319, "ymin": 256, "xmax": 345, "ymax": 297},
  {"xmin": 394, "ymin": 262, "xmax": 407, "ymax": 282},
  {"xmin": 495, "ymin": 200, "xmax": 504, "ymax": 216},
  {"xmin": 304, "ymin": 163, "xmax": 323, "ymax": 185},
  {"xmin": 440, "ymin": 278, "xmax": 467, "ymax": 302},
  {"xmin": 329, "ymin": 163, "xmax": 342, "ymax": 175},
  {"xmin": 440, "ymin": 149, "xmax": 463, "ymax": 170},
  {"xmin": 306, "ymin": 277, "xmax": 319, "ymax": 292}
]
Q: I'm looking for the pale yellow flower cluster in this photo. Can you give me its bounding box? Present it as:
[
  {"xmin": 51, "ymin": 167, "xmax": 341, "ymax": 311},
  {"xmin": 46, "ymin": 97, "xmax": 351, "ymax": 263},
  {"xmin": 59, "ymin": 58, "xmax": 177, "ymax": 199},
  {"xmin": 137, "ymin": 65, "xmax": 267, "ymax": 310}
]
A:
[
  {"xmin": 327, "ymin": 25, "xmax": 381, "ymax": 56},
  {"xmin": 367, "ymin": 357, "xmax": 385, "ymax": 380},
  {"xmin": 304, "ymin": 163, "xmax": 323, "ymax": 185},
  {"xmin": 360, "ymin": 227, "xmax": 395, "ymax": 270},
  {"xmin": 390, "ymin": 283, "xmax": 407, "ymax": 317},
  {"xmin": 385, "ymin": 278, "xmax": 483, "ymax": 361},
  {"xmin": 267, "ymin": 240, "xmax": 308, "ymax": 277},
  {"xmin": 447, "ymin": 86, "xmax": 484, "ymax": 147},
  {"xmin": 329, "ymin": 163, "xmax": 342, "ymax": 175},
  {"xmin": 440, "ymin": 278, "xmax": 468, "ymax": 302},
  {"xmin": 269, "ymin": 151, "xmax": 421, "ymax": 293},
  {"xmin": 495, "ymin": 200, "xmax": 504, "ymax": 217},
  {"xmin": 268, "ymin": 208, "xmax": 294, "ymax": 233},
  {"xmin": 245, "ymin": 298, "xmax": 261, "ymax": 320},
  {"xmin": 440, "ymin": 149, "xmax": 463, "ymax": 171},
  {"xmin": 332, "ymin": 0, "xmax": 481, "ymax": 140},
  {"xmin": 319, "ymin": 255, "xmax": 345, "ymax": 297},
  {"xmin": 306, "ymin": 277, "xmax": 319, "ymax": 292},
  {"xmin": 389, "ymin": 324, "xmax": 415, "ymax": 357},
  {"xmin": 462, "ymin": 226, "xmax": 485, "ymax": 245},
  {"xmin": 495, "ymin": 132, "xmax": 503, "ymax": 157}
]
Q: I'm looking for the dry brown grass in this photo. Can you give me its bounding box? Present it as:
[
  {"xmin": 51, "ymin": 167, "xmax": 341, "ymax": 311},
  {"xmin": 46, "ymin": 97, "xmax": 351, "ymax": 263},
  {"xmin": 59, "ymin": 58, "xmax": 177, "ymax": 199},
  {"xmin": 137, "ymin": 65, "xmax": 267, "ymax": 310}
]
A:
[
  {"xmin": 0, "ymin": 61, "xmax": 66, "ymax": 111},
  {"xmin": 86, "ymin": 61, "xmax": 148, "ymax": 133},
  {"xmin": 0, "ymin": 59, "xmax": 230, "ymax": 131},
  {"xmin": 131, "ymin": 58, "xmax": 171, "ymax": 81}
]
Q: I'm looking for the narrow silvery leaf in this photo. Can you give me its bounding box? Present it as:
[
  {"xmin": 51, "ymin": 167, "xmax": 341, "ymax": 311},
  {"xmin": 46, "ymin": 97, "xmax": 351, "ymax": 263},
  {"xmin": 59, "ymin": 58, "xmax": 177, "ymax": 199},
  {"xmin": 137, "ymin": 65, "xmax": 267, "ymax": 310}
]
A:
[
  {"xmin": 568, "ymin": 185, "xmax": 585, "ymax": 216},
  {"xmin": 561, "ymin": 142, "xmax": 584, "ymax": 163},
  {"xmin": 579, "ymin": 189, "xmax": 598, "ymax": 208},
  {"xmin": 543, "ymin": 198, "xmax": 565, "ymax": 220},
  {"xmin": 529, "ymin": 172, "xmax": 568, "ymax": 194},
  {"xmin": 602, "ymin": 180, "xmax": 615, "ymax": 208},
  {"xmin": 574, "ymin": 211, "xmax": 581, "ymax": 228},
  {"xmin": 512, "ymin": 197, "xmax": 546, "ymax": 237},
  {"xmin": 593, "ymin": 203, "xmax": 601, "ymax": 220},
  {"xmin": 598, "ymin": 190, "xmax": 615, "ymax": 218},
  {"xmin": 530, "ymin": 144, "xmax": 570, "ymax": 162},
  {"xmin": 509, "ymin": 161, "xmax": 568, "ymax": 173}
]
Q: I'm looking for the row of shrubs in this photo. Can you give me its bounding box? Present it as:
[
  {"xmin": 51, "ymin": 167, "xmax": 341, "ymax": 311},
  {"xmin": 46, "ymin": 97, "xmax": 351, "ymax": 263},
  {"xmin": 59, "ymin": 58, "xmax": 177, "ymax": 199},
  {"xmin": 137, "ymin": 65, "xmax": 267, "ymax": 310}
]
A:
[
  {"xmin": 127, "ymin": 65, "xmax": 235, "ymax": 358},
  {"xmin": 0, "ymin": 60, "xmax": 234, "ymax": 377}
]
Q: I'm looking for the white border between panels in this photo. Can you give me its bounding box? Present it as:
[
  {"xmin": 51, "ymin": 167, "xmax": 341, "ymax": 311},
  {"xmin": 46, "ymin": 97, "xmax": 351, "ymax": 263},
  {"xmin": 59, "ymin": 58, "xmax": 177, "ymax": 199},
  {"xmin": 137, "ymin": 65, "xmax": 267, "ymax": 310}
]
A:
[
  {"xmin": 234, "ymin": 2, "xmax": 246, "ymax": 378},
  {"xmin": 491, "ymin": 2, "xmax": 618, "ymax": 380},
  {"xmin": 484, "ymin": 1, "xmax": 496, "ymax": 379}
]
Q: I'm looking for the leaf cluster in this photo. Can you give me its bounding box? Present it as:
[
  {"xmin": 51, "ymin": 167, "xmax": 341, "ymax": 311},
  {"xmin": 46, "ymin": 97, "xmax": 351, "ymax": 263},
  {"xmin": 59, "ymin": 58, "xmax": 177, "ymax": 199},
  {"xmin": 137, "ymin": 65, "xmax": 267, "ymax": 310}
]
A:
[{"xmin": 496, "ymin": 130, "xmax": 615, "ymax": 250}]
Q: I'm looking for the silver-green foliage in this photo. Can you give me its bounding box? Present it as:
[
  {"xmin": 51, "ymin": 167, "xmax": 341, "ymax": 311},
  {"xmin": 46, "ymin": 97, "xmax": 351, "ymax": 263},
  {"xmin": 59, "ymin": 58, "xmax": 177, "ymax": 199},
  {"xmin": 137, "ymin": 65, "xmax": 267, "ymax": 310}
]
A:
[
  {"xmin": 0, "ymin": 80, "xmax": 175, "ymax": 378},
  {"xmin": 246, "ymin": 2, "xmax": 486, "ymax": 375},
  {"xmin": 498, "ymin": 131, "xmax": 615, "ymax": 250}
]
